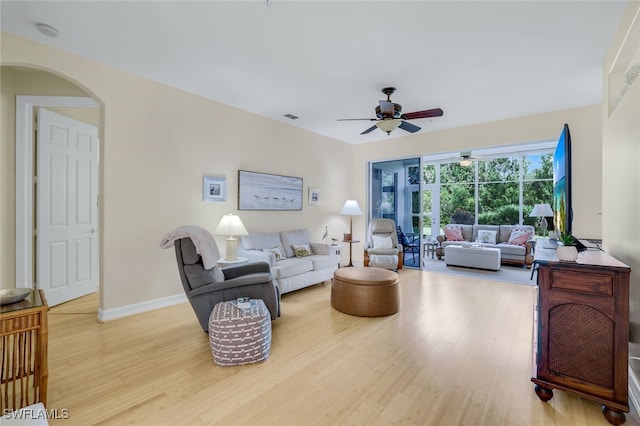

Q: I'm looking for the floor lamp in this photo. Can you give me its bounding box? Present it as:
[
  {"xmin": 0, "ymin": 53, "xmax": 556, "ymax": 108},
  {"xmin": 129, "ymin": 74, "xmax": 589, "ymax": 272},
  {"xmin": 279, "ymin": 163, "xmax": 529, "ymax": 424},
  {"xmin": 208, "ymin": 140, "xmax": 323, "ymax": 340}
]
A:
[{"xmin": 340, "ymin": 200, "xmax": 362, "ymax": 266}]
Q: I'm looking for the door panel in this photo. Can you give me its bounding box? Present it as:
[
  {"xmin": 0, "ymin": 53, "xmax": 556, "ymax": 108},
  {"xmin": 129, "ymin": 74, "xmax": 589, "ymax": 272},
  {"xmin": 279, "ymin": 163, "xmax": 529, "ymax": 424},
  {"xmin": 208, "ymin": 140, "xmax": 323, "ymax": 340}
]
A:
[
  {"xmin": 37, "ymin": 108, "xmax": 99, "ymax": 306},
  {"xmin": 422, "ymin": 185, "xmax": 441, "ymax": 240}
]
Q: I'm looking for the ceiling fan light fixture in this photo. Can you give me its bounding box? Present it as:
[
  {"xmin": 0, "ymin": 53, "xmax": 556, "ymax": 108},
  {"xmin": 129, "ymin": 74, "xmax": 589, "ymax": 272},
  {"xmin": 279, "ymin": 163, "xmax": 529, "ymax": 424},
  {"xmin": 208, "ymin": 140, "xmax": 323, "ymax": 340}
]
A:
[
  {"xmin": 459, "ymin": 158, "xmax": 473, "ymax": 167},
  {"xmin": 376, "ymin": 119, "xmax": 400, "ymax": 134}
]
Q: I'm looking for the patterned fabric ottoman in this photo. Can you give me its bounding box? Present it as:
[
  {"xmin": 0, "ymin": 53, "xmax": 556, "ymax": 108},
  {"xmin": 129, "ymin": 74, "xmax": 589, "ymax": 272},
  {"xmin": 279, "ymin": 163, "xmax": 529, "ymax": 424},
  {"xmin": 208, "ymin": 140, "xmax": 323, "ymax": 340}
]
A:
[{"xmin": 208, "ymin": 299, "xmax": 272, "ymax": 366}]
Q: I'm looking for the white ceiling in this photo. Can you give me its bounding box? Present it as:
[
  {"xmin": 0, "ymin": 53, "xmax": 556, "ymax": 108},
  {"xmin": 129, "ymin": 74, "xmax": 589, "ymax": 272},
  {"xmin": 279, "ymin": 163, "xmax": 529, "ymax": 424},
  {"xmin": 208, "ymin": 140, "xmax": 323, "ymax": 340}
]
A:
[{"xmin": 0, "ymin": 1, "xmax": 628, "ymax": 144}]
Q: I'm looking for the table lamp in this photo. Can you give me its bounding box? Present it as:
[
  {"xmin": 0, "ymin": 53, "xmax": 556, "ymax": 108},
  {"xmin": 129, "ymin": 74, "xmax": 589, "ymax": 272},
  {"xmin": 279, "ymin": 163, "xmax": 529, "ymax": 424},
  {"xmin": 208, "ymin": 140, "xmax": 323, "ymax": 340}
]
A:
[
  {"xmin": 214, "ymin": 213, "xmax": 248, "ymax": 261},
  {"xmin": 340, "ymin": 199, "xmax": 362, "ymax": 241},
  {"xmin": 529, "ymin": 203, "xmax": 553, "ymax": 237}
]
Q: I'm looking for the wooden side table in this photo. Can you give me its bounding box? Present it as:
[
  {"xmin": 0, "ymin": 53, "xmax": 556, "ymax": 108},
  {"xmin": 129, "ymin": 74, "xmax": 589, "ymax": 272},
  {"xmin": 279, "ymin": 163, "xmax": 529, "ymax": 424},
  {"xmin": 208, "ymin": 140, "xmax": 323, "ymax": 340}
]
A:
[
  {"xmin": 0, "ymin": 289, "xmax": 49, "ymax": 411},
  {"xmin": 423, "ymin": 241, "xmax": 438, "ymax": 259},
  {"xmin": 342, "ymin": 240, "xmax": 360, "ymax": 267},
  {"xmin": 217, "ymin": 257, "xmax": 248, "ymax": 268}
]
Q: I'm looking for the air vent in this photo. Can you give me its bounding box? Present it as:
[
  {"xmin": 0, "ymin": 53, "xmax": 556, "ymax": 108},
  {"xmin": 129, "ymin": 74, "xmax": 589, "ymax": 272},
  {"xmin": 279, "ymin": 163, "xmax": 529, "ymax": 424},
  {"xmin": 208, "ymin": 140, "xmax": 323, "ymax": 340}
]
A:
[{"xmin": 283, "ymin": 114, "xmax": 298, "ymax": 120}]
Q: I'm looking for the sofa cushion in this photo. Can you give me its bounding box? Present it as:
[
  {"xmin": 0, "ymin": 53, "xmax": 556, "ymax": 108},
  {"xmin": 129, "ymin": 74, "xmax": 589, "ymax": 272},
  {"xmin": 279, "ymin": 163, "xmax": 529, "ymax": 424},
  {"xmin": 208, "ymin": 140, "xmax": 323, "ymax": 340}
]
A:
[
  {"xmin": 307, "ymin": 254, "xmax": 339, "ymax": 271},
  {"xmin": 184, "ymin": 264, "xmax": 225, "ymax": 290},
  {"xmin": 476, "ymin": 229, "xmax": 498, "ymax": 244},
  {"xmin": 368, "ymin": 247, "xmax": 399, "ymax": 255},
  {"xmin": 506, "ymin": 229, "xmax": 531, "ymax": 246},
  {"xmin": 280, "ymin": 229, "xmax": 312, "ymax": 258},
  {"xmin": 271, "ymin": 258, "xmax": 313, "ymax": 279},
  {"xmin": 444, "ymin": 225, "xmax": 464, "ymax": 241},
  {"xmin": 496, "ymin": 243, "xmax": 526, "ymax": 256},
  {"xmin": 472, "ymin": 225, "xmax": 499, "ymax": 242},
  {"xmin": 240, "ymin": 232, "xmax": 286, "ymax": 256},
  {"xmin": 373, "ymin": 235, "xmax": 394, "ymax": 249},
  {"xmin": 292, "ymin": 243, "xmax": 313, "ymax": 257},
  {"xmin": 499, "ymin": 225, "xmax": 534, "ymax": 243},
  {"xmin": 261, "ymin": 246, "xmax": 286, "ymax": 260}
]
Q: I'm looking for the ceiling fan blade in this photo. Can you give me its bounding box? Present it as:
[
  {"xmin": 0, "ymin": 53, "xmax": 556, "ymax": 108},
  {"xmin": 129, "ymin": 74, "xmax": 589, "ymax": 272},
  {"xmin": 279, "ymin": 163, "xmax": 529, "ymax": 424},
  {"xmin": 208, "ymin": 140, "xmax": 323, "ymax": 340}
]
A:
[
  {"xmin": 379, "ymin": 100, "xmax": 394, "ymax": 116},
  {"xmin": 399, "ymin": 121, "xmax": 421, "ymax": 133},
  {"xmin": 401, "ymin": 108, "xmax": 444, "ymax": 120},
  {"xmin": 337, "ymin": 118, "xmax": 377, "ymax": 121},
  {"xmin": 360, "ymin": 125, "xmax": 378, "ymax": 135}
]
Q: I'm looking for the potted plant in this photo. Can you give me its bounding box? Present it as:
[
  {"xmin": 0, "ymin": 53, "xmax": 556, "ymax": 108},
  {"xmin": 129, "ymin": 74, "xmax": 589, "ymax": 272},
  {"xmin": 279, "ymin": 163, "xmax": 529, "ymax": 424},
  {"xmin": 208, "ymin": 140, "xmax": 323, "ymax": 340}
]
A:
[{"xmin": 557, "ymin": 233, "xmax": 578, "ymax": 262}]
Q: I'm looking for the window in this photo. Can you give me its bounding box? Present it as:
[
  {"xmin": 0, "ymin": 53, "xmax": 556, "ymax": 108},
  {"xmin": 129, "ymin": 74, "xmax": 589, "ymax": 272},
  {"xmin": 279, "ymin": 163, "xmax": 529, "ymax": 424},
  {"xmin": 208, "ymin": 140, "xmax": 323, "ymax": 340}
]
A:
[{"xmin": 427, "ymin": 151, "xmax": 553, "ymax": 226}]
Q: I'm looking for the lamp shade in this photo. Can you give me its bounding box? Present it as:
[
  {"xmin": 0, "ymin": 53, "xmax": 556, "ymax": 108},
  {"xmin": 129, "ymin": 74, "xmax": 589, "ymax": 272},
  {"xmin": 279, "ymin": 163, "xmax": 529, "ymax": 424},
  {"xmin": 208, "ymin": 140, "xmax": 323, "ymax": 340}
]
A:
[
  {"xmin": 529, "ymin": 203, "xmax": 553, "ymax": 217},
  {"xmin": 214, "ymin": 213, "xmax": 248, "ymax": 236},
  {"xmin": 340, "ymin": 200, "xmax": 362, "ymax": 216},
  {"xmin": 459, "ymin": 158, "xmax": 473, "ymax": 167}
]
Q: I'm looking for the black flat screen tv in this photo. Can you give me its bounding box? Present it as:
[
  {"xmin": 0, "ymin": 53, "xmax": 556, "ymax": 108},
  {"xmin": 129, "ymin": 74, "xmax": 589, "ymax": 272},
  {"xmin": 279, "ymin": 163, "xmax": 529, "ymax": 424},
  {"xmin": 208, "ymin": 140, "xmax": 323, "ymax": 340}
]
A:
[{"xmin": 552, "ymin": 124, "xmax": 572, "ymax": 237}]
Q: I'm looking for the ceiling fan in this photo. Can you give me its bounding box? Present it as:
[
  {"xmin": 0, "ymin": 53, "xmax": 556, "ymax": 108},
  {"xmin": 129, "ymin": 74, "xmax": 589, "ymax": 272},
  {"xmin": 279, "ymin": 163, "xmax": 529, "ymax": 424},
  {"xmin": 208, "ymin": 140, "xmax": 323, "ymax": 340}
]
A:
[
  {"xmin": 459, "ymin": 151, "xmax": 475, "ymax": 166},
  {"xmin": 338, "ymin": 87, "xmax": 444, "ymax": 135}
]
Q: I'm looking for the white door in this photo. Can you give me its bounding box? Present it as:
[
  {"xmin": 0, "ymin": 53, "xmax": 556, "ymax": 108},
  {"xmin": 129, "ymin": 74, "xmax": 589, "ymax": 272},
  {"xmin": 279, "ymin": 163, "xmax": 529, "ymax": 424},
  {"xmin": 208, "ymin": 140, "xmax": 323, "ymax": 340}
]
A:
[
  {"xmin": 422, "ymin": 185, "xmax": 441, "ymax": 240},
  {"xmin": 37, "ymin": 108, "xmax": 99, "ymax": 306}
]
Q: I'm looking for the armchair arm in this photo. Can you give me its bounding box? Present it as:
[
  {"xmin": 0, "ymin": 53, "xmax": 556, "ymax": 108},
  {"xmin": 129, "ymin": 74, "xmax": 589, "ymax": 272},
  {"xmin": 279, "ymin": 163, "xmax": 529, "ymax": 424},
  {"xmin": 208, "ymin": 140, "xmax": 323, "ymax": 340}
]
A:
[
  {"xmin": 525, "ymin": 240, "xmax": 534, "ymax": 255},
  {"xmin": 309, "ymin": 242, "xmax": 339, "ymax": 255},
  {"xmin": 187, "ymin": 271, "xmax": 272, "ymax": 297},
  {"xmin": 222, "ymin": 261, "xmax": 271, "ymax": 280}
]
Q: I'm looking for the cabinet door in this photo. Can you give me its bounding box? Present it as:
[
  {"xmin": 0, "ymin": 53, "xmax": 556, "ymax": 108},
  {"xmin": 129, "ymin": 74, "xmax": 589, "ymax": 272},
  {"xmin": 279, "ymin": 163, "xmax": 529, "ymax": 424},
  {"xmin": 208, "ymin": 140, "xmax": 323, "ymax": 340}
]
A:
[{"xmin": 537, "ymin": 265, "xmax": 628, "ymax": 404}]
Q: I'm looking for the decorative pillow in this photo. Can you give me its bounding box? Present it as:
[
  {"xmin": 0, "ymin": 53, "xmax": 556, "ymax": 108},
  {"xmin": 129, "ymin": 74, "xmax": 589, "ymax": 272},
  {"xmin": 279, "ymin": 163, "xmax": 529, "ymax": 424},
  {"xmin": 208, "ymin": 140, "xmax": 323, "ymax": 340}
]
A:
[
  {"xmin": 507, "ymin": 228, "xmax": 532, "ymax": 246},
  {"xmin": 292, "ymin": 243, "xmax": 313, "ymax": 257},
  {"xmin": 261, "ymin": 246, "xmax": 286, "ymax": 260},
  {"xmin": 444, "ymin": 225, "xmax": 464, "ymax": 241},
  {"xmin": 476, "ymin": 230, "xmax": 497, "ymax": 244},
  {"xmin": 372, "ymin": 235, "xmax": 394, "ymax": 249}
]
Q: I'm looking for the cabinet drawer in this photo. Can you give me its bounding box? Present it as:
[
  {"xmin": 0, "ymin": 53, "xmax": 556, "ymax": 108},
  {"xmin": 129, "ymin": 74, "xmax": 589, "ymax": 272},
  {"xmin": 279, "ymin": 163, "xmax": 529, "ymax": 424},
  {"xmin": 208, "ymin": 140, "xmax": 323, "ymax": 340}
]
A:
[{"xmin": 550, "ymin": 270, "xmax": 613, "ymax": 296}]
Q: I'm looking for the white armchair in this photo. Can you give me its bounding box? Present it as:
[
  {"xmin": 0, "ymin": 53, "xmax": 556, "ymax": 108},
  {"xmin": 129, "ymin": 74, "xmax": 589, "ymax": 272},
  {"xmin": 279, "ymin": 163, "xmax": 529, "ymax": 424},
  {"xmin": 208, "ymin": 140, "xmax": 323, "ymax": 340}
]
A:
[{"xmin": 363, "ymin": 218, "xmax": 403, "ymax": 270}]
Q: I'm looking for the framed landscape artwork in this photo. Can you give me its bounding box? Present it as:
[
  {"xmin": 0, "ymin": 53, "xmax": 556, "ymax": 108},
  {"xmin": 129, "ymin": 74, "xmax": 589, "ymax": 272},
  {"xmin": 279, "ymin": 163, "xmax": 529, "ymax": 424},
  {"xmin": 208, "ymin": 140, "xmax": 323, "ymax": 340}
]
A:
[{"xmin": 238, "ymin": 170, "xmax": 303, "ymax": 211}]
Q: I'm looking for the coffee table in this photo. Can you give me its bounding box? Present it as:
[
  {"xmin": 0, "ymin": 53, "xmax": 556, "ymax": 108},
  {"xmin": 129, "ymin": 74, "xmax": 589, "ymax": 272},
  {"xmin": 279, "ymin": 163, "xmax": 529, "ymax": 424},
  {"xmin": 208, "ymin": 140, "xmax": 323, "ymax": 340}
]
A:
[
  {"xmin": 331, "ymin": 267, "xmax": 400, "ymax": 317},
  {"xmin": 445, "ymin": 244, "xmax": 501, "ymax": 271}
]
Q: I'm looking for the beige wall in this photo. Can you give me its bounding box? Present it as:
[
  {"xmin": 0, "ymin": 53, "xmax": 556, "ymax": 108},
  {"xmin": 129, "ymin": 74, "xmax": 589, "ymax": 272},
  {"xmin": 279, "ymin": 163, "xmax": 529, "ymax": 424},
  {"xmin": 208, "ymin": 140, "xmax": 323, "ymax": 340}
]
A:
[
  {"xmin": 1, "ymin": 31, "xmax": 609, "ymax": 319},
  {"xmin": 1, "ymin": 33, "xmax": 354, "ymax": 311},
  {"xmin": 0, "ymin": 67, "xmax": 99, "ymax": 290},
  {"xmin": 602, "ymin": 2, "xmax": 640, "ymax": 403},
  {"xmin": 352, "ymin": 104, "xmax": 604, "ymax": 242}
]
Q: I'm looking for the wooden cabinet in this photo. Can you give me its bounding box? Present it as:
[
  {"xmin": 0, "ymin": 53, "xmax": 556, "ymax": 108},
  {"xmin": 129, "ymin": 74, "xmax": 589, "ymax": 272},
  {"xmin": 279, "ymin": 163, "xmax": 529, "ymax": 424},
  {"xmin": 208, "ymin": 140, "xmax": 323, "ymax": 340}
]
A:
[
  {"xmin": 0, "ymin": 289, "xmax": 49, "ymax": 411},
  {"xmin": 532, "ymin": 249, "xmax": 630, "ymax": 425}
]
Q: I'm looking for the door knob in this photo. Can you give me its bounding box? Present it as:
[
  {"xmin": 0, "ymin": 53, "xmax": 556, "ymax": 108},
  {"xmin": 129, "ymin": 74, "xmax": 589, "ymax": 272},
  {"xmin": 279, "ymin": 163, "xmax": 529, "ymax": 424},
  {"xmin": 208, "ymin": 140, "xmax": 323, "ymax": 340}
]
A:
[{"xmin": 90, "ymin": 228, "xmax": 99, "ymax": 233}]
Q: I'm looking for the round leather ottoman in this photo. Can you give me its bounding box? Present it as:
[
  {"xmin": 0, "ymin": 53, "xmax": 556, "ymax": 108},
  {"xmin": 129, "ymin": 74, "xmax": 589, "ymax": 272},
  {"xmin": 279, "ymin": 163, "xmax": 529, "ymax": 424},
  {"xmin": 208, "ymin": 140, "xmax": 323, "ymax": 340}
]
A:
[{"xmin": 331, "ymin": 267, "xmax": 400, "ymax": 317}]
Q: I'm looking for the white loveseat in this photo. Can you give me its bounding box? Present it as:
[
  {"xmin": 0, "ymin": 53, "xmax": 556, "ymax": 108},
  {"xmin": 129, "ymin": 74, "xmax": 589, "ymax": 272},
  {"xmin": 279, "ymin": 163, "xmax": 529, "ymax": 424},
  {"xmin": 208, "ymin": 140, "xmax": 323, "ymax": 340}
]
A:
[{"xmin": 238, "ymin": 229, "xmax": 340, "ymax": 294}]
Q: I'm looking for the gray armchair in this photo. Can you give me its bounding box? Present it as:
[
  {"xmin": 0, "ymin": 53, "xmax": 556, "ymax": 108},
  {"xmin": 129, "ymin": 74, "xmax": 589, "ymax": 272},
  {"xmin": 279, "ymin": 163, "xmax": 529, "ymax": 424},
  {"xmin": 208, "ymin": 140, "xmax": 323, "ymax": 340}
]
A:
[
  {"xmin": 174, "ymin": 237, "xmax": 280, "ymax": 332},
  {"xmin": 363, "ymin": 218, "xmax": 403, "ymax": 270}
]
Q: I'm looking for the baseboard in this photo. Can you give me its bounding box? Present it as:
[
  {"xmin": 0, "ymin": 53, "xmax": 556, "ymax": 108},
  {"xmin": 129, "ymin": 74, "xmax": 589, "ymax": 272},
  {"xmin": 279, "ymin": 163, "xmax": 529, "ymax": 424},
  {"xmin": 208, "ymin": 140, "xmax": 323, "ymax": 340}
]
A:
[
  {"xmin": 97, "ymin": 293, "xmax": 187, "ymax": 322},
  {"xmin": 630, "ymin": 364, "xmax": 640, "ymax": 414}
]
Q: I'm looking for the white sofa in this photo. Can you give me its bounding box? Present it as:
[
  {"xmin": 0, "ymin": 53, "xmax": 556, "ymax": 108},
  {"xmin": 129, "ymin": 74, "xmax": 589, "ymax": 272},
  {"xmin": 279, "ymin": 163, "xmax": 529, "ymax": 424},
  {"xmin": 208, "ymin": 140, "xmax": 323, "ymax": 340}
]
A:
[{"xmin": 238, "ymin": 229, "xmax": 340, "ymax": 294}]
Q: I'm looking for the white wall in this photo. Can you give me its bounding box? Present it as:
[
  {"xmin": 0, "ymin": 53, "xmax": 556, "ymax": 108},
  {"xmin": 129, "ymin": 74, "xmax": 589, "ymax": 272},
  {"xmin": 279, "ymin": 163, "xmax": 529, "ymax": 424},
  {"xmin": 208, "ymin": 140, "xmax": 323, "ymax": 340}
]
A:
[
  {"xmin": 602, "ymin": 1, "xmax": 640, "ymax": 407},
  {"xmin": 1, "ymin": 33, "xmax": 354, "ymax": 313}
]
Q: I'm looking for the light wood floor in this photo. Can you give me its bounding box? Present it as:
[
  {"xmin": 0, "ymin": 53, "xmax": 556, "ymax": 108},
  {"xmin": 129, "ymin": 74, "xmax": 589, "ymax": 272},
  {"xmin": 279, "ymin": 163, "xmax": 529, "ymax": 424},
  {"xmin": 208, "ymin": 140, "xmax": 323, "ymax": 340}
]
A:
[{"xmin": 46, "ymin": 269, "xmax": 639, "ymax": 425}]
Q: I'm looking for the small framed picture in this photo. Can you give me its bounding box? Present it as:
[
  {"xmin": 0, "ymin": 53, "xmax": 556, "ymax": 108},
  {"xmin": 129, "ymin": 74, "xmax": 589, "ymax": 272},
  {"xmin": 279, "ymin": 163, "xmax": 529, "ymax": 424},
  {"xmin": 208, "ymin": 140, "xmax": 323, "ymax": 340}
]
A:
[
  {"xmin": 309, "ymin": 187, "xmax": 320, "ymax": 206},
  {"xmin": 203, "ymin": 175, "xmax": 226, "ymax": 202}
]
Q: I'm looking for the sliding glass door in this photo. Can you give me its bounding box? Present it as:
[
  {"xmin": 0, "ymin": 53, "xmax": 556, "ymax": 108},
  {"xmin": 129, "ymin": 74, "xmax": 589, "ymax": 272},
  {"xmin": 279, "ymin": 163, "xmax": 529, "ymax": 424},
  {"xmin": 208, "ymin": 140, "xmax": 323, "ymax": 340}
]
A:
[{"xmin": 370, "ymin": 158, "xmax": 422, "ymax": 268}]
